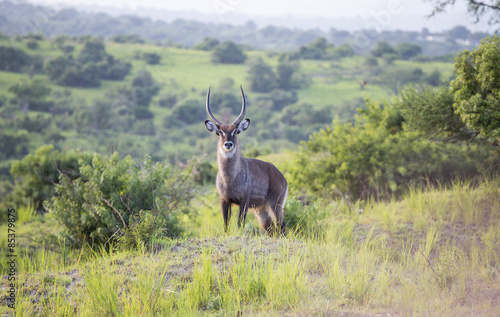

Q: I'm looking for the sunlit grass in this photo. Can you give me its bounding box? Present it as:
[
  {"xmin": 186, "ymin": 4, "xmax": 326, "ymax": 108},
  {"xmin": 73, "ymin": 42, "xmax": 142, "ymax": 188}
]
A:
[{"xmin": 2, "ymin": 177, "xmax": 500, "ymax": 316}]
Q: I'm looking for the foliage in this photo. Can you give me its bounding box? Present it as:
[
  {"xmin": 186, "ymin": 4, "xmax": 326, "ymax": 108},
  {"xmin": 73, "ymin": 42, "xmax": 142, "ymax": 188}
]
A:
[
  {"xmin": 267, "ymin": 89, "xmax": 298, "ymax": 111},
  {"xmin": 0, "ymin": 45, "xmax": 33, "ymax": 72},
  {"xmin": 292, "ymin": 99, "xmax": 497, "ymax": 200},
  {"xmin": 289, "ymin": 37, "xmax": 336, "ymax": 60},
  {"xmin": 10, "ymin": 145, "xmax": 93, "ymax": 213},
  {"xmin": 158, "ymin": 93, "xmax": 178, "ymax": 108},
  {"xmin": 44, "ymin": 55, "xmax": 101, "ymax": 87},
  {"xmin": 165, "ymin": 99, "xmax": 205, "ymax": 126},
  {"xmin": 377, "ymin": 68, "xmax": 425, "ymax": 94},
  {"xmin": 185, "ymin": 158, "xmax": 216, "ymax": 186},
  {"xmin": 247, "ymin": 57, "xmax": 276, "ymax": 93},
  {"xmin": 25, "ymin": 40, "xmax": 38, "ymax": 50},
  {"xmin": 371, "ymin": 41, "xmax": 397, "ymax": 57},
  {"xmin": 395, "ymin": 85, "xmax": 472, "ymax": 141},
  {"xmin": 110, "ymin": 34, "xmax": 145, "ymax": 44},
  {"xmin": 206, "ymin": 91, "xmax": 241, "ymax": 115},
  {"xmin": 211, "ymin": 41, "xmax": 247, "ymax": 64},
  {"xmin": 44, "ymin": 37, "xmax": 131, "ymax": 87},
  {"xmin": 428, "ymin": 0, "xmax": 500, "ymax": 27},
  {"xmin": 450, "ymin": 35, "xmax": 500, "ymax": 142},
  {"xmin": 396, "ymin": 43, "xmax": 423, "ymax": 60},
  {"xmin": 193, "ymin": 37, "xmax": 220, "ymax": 51},
  {"xmin": 134, "ymin": 107, "xmax": 154, "ymax": 120},
  {"xmin": 0, "ymin": 130, "xmax": 29, "ymax": 161},
  {"xmin": 142, "ymin": 52, "xmax": 161, "ymax": 65},
  {"xmin": 8, "ymin": 79, "xmax": 52, "ymax": 114},
  {"xmin": 46, "ymin": 153, "xmax": 194, "ymax": 246},
  {"xmin": 276, "ymin": 60, "xmax": 309, "ymax": 90},
  {"xmin": 284, "ymin": 197, "xmax": 328, "ymax": 237},
  {"xmin": 131, "ymin": 70, "xmax": 160, "ymax": 107}
]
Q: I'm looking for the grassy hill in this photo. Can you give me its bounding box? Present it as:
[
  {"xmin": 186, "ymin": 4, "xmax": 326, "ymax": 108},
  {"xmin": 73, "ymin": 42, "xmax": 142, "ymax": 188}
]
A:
[
  {"xmin": 0, "ymin": 35, "xmax": 455, "ymax": 167},
  {"xmin": 1, "ymin": 178, "xmax": 499, "ymax": 316}
]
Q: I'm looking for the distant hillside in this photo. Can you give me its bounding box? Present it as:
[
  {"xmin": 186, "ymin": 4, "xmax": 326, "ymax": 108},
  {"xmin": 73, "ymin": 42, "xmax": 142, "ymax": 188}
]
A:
[{"xmin": 0, "ymin": 1, "xmax": 489, "ymax": 55}]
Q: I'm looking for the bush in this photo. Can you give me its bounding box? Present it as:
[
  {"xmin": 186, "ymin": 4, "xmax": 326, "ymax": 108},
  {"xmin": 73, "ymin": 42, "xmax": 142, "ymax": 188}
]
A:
[
  {"xmin": 26, "ymin": 40, "xmax": 38, "ymax": 50},
  {"xmin": 47, "ymin": 153, "xmax": 194, "ymax": 247},
  {"xmin": 284, "ymin": 197, "xmax": 328, "ymax": 238},
  {"xmin": 165, "ymin": 99, "xmax": 205, "ymax": 126},
  {"xmin": 247, "ymin": 57, "xmax": 276, "ymax": 93},
  {"xmin": 134, "ymin": 107, "xmax": 154, "ymax": 120},
  {"xmin": 158, "ymin": 93, "xmax": 178, "ymax": 108},
  {"xmin": 142, "ymin": 52, "xmax": 161, "ymax": 65},
  {"xmin": 194, "ymin": 37, "xmax": 220, "ymax": 51},
  {"xmin": 396, "ymin": 43, "xmax": 422, "ymax": 60},
  {"xmin": 0, "ymin": 46, "xmax": 33, "ymax": 72},
  {"xmin": 450, "ymin": 35, "xmax": 500, "ymax": 142},
  {"xmin": 10, "ymin": 145, "xmax": 92, "ymax": 213},
  {"xmin": 211, "ymin": 41, "xmax": 247, "ymax": 64},
  {"xmin": 292, "ymin": 99, "xmax": 498, "ymax": 200},
  {"xmin": 371, "ymin": 41, "xmax": 397, "ymax": 57},
  {"xmin": 131, "ymin": 70, "xmax": 160, "ymax": 106}
]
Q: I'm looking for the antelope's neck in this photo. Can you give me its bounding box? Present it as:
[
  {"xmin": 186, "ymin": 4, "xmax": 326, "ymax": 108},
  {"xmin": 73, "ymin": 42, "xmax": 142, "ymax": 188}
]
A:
[{"xmin": 217, "ymin": 148, "xmax": 243, "ymax": 180}]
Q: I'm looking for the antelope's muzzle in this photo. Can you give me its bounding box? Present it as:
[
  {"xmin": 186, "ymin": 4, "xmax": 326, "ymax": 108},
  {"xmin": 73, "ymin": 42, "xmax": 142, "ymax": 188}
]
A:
[{"xmin": 223, "ymin": 141, "xmax": 234, "ymax": 151}]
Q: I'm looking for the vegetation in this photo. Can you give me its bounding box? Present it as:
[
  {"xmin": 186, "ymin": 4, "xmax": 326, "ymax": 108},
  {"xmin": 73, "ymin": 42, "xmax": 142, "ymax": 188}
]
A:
[
  {"xmin": 0, "ymin": 4, "xmax": 499, "ymax": 315},
  {"xmin": 0, "ymin": 1, "xmax": 490, "ymax": 53},
  {"xmin": 211, "ymin": 41, "xmax": 247, "ymax": 64},
  {"xmin": 47, "ymin": 152, "xmax": 194, "ymax": 247},
  {"xmin": 450, "ymin": 35, "xmax": 500, "ymax": 143},
  {"xmin": 1, "ymin": 177, "xmax": 499, "ymax": 315}
]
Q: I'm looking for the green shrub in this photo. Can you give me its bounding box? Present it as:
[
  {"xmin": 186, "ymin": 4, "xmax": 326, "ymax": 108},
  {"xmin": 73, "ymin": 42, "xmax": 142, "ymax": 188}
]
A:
[
  {"xmin": 292, "ymin": 99, "xmax": 498, "ymax": 200},
  {"xmin": 46, "ymin": 153, "xmax": 194, "ymax": 247},
  {"xmin": 10, "ymin": 145, "xmax": 92, "ymax": 214},
  {"xmin": 211, "ymin": 41, "xmax": 246, "ymax": 64},
  {"xmin": 142, "ymin": 52, "xmax": 161, "ymax": 65},
  {"xmin": 285, "ymin": 197, "xmax": 328, "ymax": 238},
  {"xmin": 158, "ymin": 93, "xmax": 178, "ymax": 108}
]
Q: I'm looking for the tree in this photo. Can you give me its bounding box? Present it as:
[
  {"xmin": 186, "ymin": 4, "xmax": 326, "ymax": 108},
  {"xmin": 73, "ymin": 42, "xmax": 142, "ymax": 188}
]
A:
[
  {"xmin": 276, "ymin": 61, "xmax": 297, "ymax": 90},
  {"xmin": 78, "ymin": 37, "xmax": 107, "ymax": 64},
  {"xmin": 0, "ymin": 46, "xmax": 32, "ymax": 72},
  {"xmin": 450, "ymin": 35, "xmax": 500, "ymax": 142},
  {"xmin": 8, "ymin": 79, "xmax": 51, "ymax": 114},
  {"xmin": 142, "ymin": 52, "xmax": 161, "ymax": 65},
  {"xmin": 211, "ymin": 41, "xmax": 247, "ymax": 64},
  {"xmin": 292, "ymin": 99, "xmax": 496, "ymax": 200},
  {"xmin": 46, "ymin": 153, "xmax": 194, "ymax": 246},
  {"xmin": 396, "ymin": 43, "xmax": 422, "ymax": 60},
  {"xmin": 10, "ymin": 145, "xmax": 92, "ymax": 213},
  {"xmin": 131, "ymin": 70, "xmax": 160, "ymax": 107},
  {"xmin": 165, "ymin": 99, "xmax": 204, "ymax": 125},
  {"xmin": 247, "ymin": 57, "xmax": 276, "ymax": 93},
  {"xmin": 448, "ymin": 25, "xmax": 470, "ymax": 40},
  {"xmin": 194, "ymin": 37, "xmax": 220, "ymax": 51},
  {"xmin": 427, "ymin": 0, "xmax": 500, "ymax": 28},
  {"xmin": 371, "ymin": 41, "xmax": 397, "ymax": 57},
  {"xmin": 395, "ymin": 85, "xmax": 472, "ymax": 141}
]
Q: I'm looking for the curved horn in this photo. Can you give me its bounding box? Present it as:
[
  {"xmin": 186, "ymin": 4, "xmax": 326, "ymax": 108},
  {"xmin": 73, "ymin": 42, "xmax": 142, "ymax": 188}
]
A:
[
  {"xmin": 206, "ymin": 87, "xmax": 222, "ymax": 126},
  {"xmin": 232, "ymin": 85, "xmax": 246, "ymax": 125}
]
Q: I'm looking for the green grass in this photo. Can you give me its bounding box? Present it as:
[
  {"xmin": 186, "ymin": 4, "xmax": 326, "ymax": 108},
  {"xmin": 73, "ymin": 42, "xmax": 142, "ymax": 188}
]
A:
[
  {"xmin": 1, "ymin": 177, "xmax": 499, "ymax": 316},
  {"xmin": 0, "ymin": 38, "xmax": 454, "ymax": 109}
]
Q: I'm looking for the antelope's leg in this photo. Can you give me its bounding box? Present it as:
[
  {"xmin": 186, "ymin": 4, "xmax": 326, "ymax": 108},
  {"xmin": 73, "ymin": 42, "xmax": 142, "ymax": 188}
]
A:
[
  {"xmin": 221, "ymin": 200, "xmax": 231, "ymax": 232},
  {"xmin": 237, "ymin": 200, "xmax": 249, "ymax": 228}
]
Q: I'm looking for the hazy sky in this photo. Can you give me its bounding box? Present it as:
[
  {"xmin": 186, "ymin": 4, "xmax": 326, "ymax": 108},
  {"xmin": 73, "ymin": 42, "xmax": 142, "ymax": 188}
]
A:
[
  {"xmin": 33, "ymin": 0, "xmax": 454, "ymax": 16},
  {"xmin": 31, "ymin": 0, "xmax": 492, "ymax": 32}
]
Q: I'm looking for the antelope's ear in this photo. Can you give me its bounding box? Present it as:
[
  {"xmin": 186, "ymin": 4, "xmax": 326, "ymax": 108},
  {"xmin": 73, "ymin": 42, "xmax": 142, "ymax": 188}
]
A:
[
  {"xmin": 236, "ymin": 118, "xmax": 250, "ymax": 134},
  {"xmin": 205, "ymin": 120, "xmax": 219, "ymax": 135}
]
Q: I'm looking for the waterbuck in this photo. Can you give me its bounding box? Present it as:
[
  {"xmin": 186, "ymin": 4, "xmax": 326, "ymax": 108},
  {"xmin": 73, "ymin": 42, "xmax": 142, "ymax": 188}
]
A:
[{"xmin": 204, "ymin": 86, "xmax": 288, "ymax": 236}]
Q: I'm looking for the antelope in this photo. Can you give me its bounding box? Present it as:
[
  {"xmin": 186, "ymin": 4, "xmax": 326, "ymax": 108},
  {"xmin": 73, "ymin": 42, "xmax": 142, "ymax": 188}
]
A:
[{"xmin": 204, "ymin": 86, "xmax": 288, "ymax": 236}]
